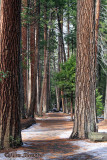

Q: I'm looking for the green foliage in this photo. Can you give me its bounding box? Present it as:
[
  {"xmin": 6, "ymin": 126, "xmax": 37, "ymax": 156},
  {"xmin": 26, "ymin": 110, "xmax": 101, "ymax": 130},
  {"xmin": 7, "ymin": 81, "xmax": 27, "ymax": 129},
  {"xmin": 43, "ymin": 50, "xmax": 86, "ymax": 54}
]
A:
[
  {"xmin": 96, "ymin": 89, "xmax": 104, "ymax": 116},
  {"xmin": 65, "ymin": 30, "xmax": 76, "ymax": 52},
  {"xmin": 99, "ymin": 0, "xmax": 107, "ymax": 39},
  {"xmin": 21, "ymin": 6, "xmax": 33, "ymax": 26},
  {"xmin": 96, "ymin": 0, "xmax": 107, "ymax": 108},
  {"xmin": 54, "ymin": 0, "xmax": 67, "ymax": 8},
  {"xmin": 9, "ymin": 136, "xmax": 21, "ymax": 147},
  {"xmin": 55, "ymin": 54, "xmax": 76, "ymax": 98}
]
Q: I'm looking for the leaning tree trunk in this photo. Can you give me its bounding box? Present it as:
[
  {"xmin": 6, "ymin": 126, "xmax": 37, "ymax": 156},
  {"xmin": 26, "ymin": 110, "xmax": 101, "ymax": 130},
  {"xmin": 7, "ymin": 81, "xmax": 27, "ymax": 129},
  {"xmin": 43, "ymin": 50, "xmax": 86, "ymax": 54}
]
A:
[
  {"xmin": 70, "ymin": 0, "xmax": 97, "ymax": 139},
  {"xmin": 0, "ymin": 0, "xmax": 22, "ymax": 149}
]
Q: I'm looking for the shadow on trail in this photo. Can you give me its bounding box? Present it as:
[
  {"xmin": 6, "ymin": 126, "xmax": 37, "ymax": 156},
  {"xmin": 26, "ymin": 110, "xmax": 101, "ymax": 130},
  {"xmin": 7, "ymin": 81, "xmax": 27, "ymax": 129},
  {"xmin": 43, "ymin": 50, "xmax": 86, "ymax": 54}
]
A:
[{"xmin": 21, "ymin": 140, "xmax": 107, "ymax": 160}]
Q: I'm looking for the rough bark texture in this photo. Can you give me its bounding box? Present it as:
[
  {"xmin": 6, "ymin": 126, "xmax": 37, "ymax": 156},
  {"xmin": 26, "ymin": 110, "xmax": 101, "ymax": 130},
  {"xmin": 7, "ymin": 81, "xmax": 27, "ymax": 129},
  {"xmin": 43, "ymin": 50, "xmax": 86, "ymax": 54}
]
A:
[
  {"xmin": 104, "ymin": 77, "xmax": 107, "ymax": 119},
  {"xmin": 0, "ymin": 0, "xmax": 22, "ymax": 148},
  {"xmin": 70, "ymin": 0, "xmax": 97, "ymax": 139}
]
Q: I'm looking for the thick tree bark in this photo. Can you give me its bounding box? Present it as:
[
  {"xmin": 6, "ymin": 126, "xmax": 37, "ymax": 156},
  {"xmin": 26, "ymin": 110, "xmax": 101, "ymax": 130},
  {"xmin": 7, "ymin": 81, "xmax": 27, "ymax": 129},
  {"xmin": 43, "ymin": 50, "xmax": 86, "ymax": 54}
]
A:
[
  {"xmin": 104, "ymin": 77, "xmax": 107, "ymax": 119},
  {"xmin": 0, "ymin": 0, "xmax": 22, "ymax": 148},
  {"xmin": 70, "ymin": 0, "xmax": 97, "ymax": 139}
]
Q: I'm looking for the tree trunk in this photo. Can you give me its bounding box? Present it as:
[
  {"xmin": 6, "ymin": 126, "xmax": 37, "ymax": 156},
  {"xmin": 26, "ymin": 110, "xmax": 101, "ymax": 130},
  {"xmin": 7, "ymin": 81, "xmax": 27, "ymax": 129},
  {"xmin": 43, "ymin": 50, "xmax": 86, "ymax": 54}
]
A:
[
  {"xmin": 47, "ymin": 29, "xmax": 51, "ymax": 111},
  {"xmin": 19, "ymin": 44, "xmax": 26, "ymax": 119},
  {"xmin": 30, "ymin": 25, "xmax": 35, "ymax": 107},
  {"xmin": 28, "ymin": 0, "xmax": 36, "ymax": 118},
  {"xmin": 53, "ymin": 52, "xmax": 60, "ymax": 111},
  {"xmin": 26, "ymin": 0, "xmax": 31, "ymax": 115},
  {"xmin": 67, "ymin": 0, "xmax": 70, "ymax": 59},
  {"xmin": 95, "ymin": 0, "xmax": 100, "ymax": 65},
  {"xmin": 21, "ymin": 0, "xmax": 27, "ymax": 116},
  {"xmin": 0, "ymin": 0, "xmax": 22, "ymax": 148},
  {"xmin": 57, "ymin": 11, "xmax": 66, "ymax": 62},
  {"xmin": 104, "ymin": 77, "xmax": 107, "ymax": 119},
  {"xmin": 61, "ymin": 91, "xmax": 65, "ymax": 113},
  {"xmin": 37, "ymin": 55, "xmax": 41, "ymax": 114},
  {"xmin": 34, "ymin": 0, "xmax": 40, "ymax": 114},
  {"xmin": 57, "ymin": 11, "xmax": 66, "ymax": 113},
  {"xmin": 71, "ymin": 93, "xmax": 73, "ymax": 120},
  {"xmin": 57, "ymin": 34, "xmax": 61, "ymax": 111},
  {"xmin": 29, "ymin": 0, "xmax": 40, "ymax": 117},
  {"xmin": 42, "ymin": 2, "xmax": 48, "ymax": 113},
  {"xmin": 28, "ymin": 25, "xmax": 35, "ymax": 117},
  {"xmin": 70, "ymin": 0, "xmax": 97, "ymax": 139}
]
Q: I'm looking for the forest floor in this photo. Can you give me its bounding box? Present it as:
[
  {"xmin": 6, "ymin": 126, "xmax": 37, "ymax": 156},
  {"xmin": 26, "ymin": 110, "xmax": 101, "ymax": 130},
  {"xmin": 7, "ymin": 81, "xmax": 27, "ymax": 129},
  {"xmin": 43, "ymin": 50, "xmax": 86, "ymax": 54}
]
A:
[{"xmin": 0, "ymin": 112, "xmax": 107, "ymax": 160}]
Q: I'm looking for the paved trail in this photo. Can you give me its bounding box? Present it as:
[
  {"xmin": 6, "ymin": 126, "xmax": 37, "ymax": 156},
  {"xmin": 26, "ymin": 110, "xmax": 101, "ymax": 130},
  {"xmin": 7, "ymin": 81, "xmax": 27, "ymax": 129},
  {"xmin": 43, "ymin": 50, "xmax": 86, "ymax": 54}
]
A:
[{"xmin": 0, "ymin": 113, "xmax": 107, "ymax": 160}]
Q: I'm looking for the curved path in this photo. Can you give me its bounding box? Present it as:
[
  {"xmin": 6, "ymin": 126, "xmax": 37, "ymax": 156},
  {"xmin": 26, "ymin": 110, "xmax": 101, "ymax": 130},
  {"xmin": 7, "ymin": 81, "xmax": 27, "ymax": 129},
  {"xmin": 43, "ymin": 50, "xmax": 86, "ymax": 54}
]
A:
[{"xmin": 0, "ymin": 113, "xmax": 107, "ymax": 160}]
